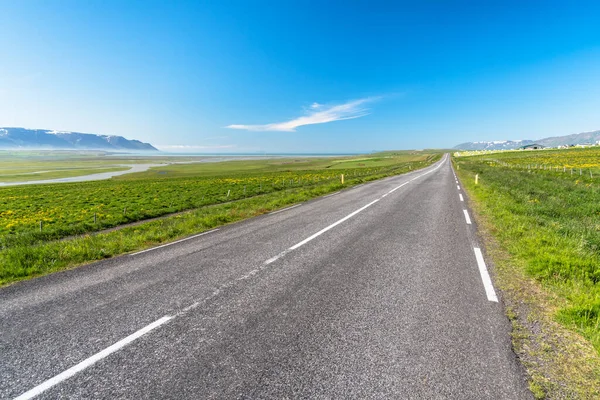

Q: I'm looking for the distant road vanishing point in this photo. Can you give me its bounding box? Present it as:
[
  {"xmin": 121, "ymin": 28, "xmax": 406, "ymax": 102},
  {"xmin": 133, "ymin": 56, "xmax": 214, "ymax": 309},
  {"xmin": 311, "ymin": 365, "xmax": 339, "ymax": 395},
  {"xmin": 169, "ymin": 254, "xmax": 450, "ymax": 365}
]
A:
[{"xmin": 1, "ymin": 154, "xmax": 532, "ymax": 399}]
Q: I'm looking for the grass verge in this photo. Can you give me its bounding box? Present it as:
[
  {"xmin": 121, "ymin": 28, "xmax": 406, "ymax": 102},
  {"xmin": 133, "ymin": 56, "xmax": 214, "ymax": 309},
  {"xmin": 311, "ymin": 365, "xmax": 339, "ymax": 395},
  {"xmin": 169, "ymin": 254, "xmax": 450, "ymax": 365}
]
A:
[{"xmin": 455, "ymin": 159, "xmax": 600, "ymax": 399}]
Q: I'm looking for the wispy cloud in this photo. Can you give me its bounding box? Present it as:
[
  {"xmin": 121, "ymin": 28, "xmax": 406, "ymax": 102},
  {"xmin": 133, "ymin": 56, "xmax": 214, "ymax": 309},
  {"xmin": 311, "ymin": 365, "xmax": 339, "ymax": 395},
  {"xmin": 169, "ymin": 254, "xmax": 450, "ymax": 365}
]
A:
[{"xmin": 226, "ymin": 97, "xmax": 378, "ymax": 132}]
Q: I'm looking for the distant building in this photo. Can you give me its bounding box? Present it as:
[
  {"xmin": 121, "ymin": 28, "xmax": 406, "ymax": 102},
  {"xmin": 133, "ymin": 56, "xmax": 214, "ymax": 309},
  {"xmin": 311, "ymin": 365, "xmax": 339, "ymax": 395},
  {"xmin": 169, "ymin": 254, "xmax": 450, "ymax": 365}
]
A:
[{"xmin": 521, "ymin": 143, "xmax": 545, "ymax": 150}]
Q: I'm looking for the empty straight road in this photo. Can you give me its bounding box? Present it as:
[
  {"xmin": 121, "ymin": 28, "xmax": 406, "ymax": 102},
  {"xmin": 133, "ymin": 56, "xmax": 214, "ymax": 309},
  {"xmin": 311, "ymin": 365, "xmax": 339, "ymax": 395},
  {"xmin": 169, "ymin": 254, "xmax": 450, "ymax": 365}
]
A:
[{"xmin": 1, "ymin": 155, "xmax": 532, "ymax": 399}]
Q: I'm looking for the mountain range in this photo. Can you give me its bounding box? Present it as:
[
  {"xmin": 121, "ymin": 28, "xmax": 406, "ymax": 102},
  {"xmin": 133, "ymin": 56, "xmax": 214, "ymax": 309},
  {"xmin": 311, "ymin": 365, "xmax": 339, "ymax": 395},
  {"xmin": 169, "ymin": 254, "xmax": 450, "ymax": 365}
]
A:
[
  {"xmin": 0, "ymin": 127, "xmax": 158, "ymax": 151},
  {"xmin": 454, "ymin": 130, "xmax": 600, "ymax": 151}
]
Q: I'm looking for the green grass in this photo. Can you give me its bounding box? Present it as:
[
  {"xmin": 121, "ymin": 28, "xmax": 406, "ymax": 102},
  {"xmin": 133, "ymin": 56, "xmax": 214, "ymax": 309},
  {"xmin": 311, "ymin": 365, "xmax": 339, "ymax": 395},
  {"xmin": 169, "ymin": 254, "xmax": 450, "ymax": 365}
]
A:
[
  {"xmin": 0, "ymin": 151, "xmax": 441, "ymax": 285},
  {"xmin": 0, "ymin": 156, "xmax": 436, "ymax": 248},
  {"xmin": 455, "ymin": 147, "xmax": 600, "ymax": 172},
  {"xmin": 119, "ymin": 151, "xmax": 429, "ymax": 179},
  {"xmin": 0, "ymin": 166, "xmax": 130, "ymax": 182},
  {"xmin": 0, "ymin": 186, "xmax": 336, "ymax": 284},
  {"xmin": 456, "ymin": 154, "xmax": 600, "ymax": 349},
  {"xmin": 0, "ymin": 150, "xmax": 159, "ymax": 182},
  {"xmin": 454, "ymin": 148, "xmax": 600, "ymax": 398}
]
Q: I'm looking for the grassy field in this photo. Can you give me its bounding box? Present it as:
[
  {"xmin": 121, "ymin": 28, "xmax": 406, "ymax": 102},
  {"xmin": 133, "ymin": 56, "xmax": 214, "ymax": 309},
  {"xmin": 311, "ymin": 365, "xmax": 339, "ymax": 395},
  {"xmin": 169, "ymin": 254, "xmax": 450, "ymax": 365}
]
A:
[
  {"xmin": 0, "ymin": 150, "xmax": 440, "ymax": 285},
  {"xmin": 454, "ymin": 147, "xmax": 600, "ymax": 398},
  {"xmin": 455, "ymin": 147, "xmax": 600, "ymax": 172},
  {"xmin": 0, "ymin": 166, "xmax": 131, "ymax": 182},
  {"xmin": 0, "ymin": 150, "xmax": 154, "ymax": 182},
  {"xmin": 120, "ymin": 152, "xmax": 427, "ymax": 178},
  {"xmin": 0, "ymin": 150, "xmax": 430, "ymax": 181}
]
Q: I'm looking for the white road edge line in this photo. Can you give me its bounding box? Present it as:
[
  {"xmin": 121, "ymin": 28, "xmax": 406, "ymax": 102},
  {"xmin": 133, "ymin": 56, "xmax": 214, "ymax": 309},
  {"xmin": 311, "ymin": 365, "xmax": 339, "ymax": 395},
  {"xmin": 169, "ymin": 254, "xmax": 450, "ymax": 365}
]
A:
[
  {"xmin": 268, "ymin": 204, "xmax": 302, "ymax": 215},
  {"xmin": 463, "ymin": 210, "xmax": 472, "ymax": 224},
  {"xmin": 130, "ymin": 229, "xmax": 219, "ymax": 255},
  {"xmin": 322, "ymin": 191, "xmax": 340, "ymax": 198},
  {"xmin": 459, "ymin": 193, "xmax": 464, "ymax": 201},
  {"xmin": 473, "ymin": 248, "xmax": 499, "ymax": 302},
  {"xmin": 13, "ymin": 316, "xmax": 173, "ymax": 400}
]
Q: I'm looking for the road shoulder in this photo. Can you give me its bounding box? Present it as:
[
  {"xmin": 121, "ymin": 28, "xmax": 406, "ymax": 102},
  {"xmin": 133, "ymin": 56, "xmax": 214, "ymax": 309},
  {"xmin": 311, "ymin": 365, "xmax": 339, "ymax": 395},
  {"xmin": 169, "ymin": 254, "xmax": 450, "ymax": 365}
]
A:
[{"xmin": 460, "ymin": 176, "xmax": 600, "ymax": 399}]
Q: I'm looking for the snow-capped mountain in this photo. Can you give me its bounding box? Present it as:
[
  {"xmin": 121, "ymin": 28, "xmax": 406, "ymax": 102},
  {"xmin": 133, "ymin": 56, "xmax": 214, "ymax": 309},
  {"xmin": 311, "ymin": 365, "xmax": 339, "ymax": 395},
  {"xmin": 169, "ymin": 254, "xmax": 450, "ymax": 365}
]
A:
[
  {"xmin": 0, "ymin": 128, "xmax": 157, "ymax": 151},
  {"xmin": 453, "ymin": 139, "xmax": 534, "ymax": 151},
  {"xmin": 454, "ymin": 130, "xmax": 600, "ymax": 150}
]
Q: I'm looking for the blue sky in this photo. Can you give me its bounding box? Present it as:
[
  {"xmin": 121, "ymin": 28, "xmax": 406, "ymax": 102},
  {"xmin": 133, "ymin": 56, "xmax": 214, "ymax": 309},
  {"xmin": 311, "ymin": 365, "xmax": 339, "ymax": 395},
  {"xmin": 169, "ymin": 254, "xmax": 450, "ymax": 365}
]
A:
[{"xmin": 1, "ymin": 1, "xmax": 600, "ymax": 152}]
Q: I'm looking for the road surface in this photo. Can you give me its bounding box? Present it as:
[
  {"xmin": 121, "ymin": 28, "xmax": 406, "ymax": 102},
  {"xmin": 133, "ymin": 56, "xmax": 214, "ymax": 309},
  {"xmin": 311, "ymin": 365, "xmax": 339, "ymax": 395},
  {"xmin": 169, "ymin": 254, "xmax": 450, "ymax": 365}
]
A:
[{"xmin": 0, "ymin": 154, "xmax": 532, "ymax": 399}]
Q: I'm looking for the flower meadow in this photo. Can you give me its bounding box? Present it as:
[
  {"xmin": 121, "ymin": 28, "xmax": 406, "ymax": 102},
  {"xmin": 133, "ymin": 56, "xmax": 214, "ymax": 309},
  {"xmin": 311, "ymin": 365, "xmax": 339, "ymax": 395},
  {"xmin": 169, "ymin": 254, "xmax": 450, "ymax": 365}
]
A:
[{"xmin": 0, "ymin": 156, "xmax": 437, "ymax": 250}]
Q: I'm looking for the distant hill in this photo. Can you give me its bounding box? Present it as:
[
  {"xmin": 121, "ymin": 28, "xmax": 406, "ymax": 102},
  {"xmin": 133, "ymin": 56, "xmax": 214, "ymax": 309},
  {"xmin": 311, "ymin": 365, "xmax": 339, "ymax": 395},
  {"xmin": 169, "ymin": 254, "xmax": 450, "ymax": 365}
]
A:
[
  {"xmin": 453, "ymin": 140, "xmax": 535, "ymax": 151},
  {"xmin": 0, "ymin": 127, "xmax": 158, "ymax": 151},
  {"xmin": 454, "ymin": 130, "xmax": 600, "ymax": 150}
]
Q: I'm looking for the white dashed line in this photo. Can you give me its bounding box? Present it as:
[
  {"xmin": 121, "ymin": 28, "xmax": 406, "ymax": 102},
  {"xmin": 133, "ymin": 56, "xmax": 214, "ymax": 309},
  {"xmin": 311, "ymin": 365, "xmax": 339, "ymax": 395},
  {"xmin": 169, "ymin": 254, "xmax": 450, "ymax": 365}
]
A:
[
  {"xmin": 388, "ymin": 181, "xmax": 410, "ymax": 194},
  {"xmin": 288, "ymin": 161, "xmax": 445, "ymax": 252},
  {"xmin": 457, "ymin": 185, "xmax": 460, "ymax": 190},
  {"xmin": 473, "ymin": 248, "xmax": 499, "ymax": 302},
  {"xmin": 459, "ymin": 194, "xmax": 464, "ymax": 201},
  {"xmin": 289, "ymin": 198, "xmax": 381, "ymax": 250},
  {"xmin": 463, "ymin": 210, "xmax": 472, "ymax": 224},
  {"xmin": 14, "ymin": 316, "xmax": 173, "ymax": 400},
  {"xmin": 264, "ymin": 250, "xmax": 289, "ymax": 265},
  {"xmin": 130, "ymin": 229, "xmax": 219, "ymax": 255}
]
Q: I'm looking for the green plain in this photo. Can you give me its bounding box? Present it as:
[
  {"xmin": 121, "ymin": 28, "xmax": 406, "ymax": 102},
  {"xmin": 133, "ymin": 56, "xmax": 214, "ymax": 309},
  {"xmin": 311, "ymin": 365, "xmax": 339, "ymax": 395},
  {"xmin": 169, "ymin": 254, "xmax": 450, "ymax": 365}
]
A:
[{"xmin": 0, "ymin": 151, "xmax": 441, "ymax": 286}]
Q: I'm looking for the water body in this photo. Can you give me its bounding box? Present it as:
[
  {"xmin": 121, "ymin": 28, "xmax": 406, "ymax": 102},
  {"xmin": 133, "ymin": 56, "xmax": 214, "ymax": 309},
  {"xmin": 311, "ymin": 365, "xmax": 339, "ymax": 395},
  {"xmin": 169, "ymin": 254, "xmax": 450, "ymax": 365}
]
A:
[{"xmin": 0, "ymin": 164, "xmax": 165, "ymax": 187}]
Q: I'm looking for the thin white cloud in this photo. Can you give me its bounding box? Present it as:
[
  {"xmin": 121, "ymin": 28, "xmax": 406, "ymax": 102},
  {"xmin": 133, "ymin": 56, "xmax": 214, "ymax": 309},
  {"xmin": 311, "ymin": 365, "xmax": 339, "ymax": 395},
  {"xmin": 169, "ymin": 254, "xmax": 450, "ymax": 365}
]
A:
[{"xmin": 226, "ymin": 97, "xmax": 378, "ymax": 132}]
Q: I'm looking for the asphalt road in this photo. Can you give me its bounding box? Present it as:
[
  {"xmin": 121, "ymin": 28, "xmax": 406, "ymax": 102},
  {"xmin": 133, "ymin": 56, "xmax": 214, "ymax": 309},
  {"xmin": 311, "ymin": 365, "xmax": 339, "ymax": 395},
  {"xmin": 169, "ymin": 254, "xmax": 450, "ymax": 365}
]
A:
[{"xmin": 1, "ymin": 154, "xmax": 532, "ymax": 399}]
